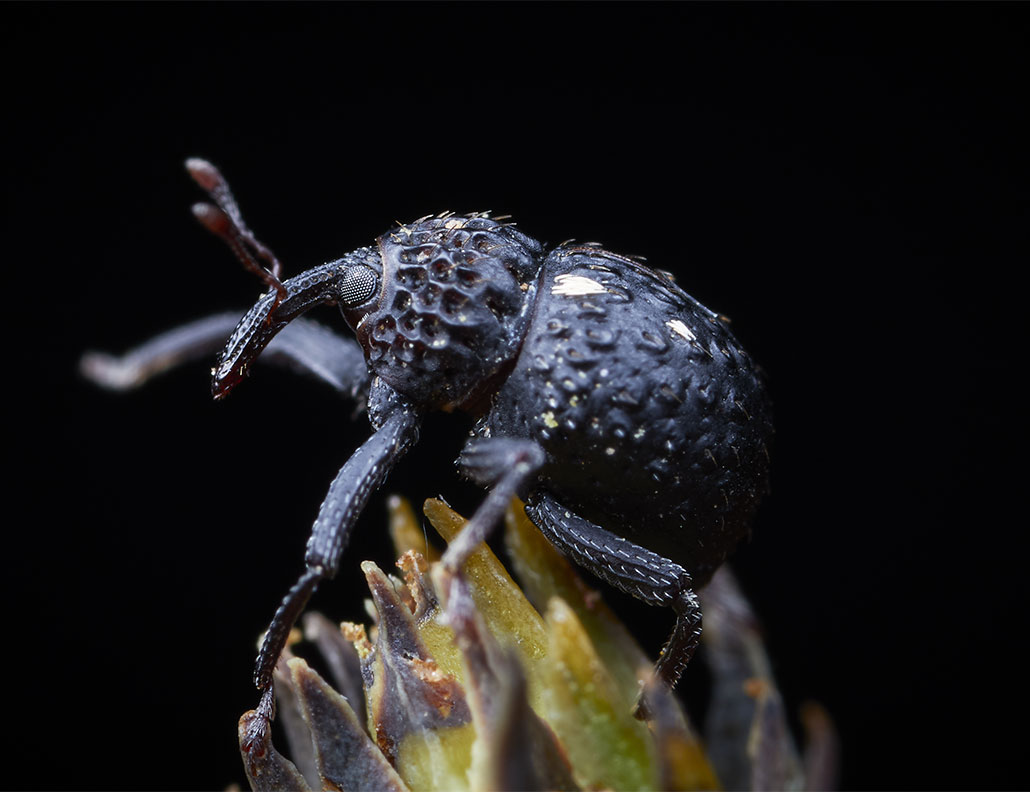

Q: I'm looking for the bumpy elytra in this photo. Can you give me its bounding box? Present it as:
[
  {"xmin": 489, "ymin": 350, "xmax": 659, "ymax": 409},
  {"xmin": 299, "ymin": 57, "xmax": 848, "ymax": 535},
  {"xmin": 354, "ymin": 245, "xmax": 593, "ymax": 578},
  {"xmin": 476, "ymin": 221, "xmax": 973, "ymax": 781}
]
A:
[{"xmin": 82, "ymin": 160, "xmax": 773, "ymax": 753}]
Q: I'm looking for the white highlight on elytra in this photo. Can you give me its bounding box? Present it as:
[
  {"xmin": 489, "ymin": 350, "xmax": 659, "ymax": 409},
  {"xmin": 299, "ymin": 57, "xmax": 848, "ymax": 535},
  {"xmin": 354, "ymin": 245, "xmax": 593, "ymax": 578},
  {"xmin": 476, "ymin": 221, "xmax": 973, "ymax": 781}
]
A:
[
  {"xmin": 666, "ymin": 319, "xmax": 696, "ymax": 342},
  {"xmin": 552, "ymin": 274, "xmax": 607, "ymax": 297}
]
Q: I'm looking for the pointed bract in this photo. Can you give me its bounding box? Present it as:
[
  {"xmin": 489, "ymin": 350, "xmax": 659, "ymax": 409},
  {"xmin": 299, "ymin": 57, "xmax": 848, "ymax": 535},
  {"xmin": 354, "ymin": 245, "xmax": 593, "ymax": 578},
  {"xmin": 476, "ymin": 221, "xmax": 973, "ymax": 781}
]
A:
[
  {"xmin": 237, "ymin": 498, "xmax": 821, "ymax": 792},
  {"xmin": 288, "ymin": 658, "xmax": 408, "ymax": 792}
]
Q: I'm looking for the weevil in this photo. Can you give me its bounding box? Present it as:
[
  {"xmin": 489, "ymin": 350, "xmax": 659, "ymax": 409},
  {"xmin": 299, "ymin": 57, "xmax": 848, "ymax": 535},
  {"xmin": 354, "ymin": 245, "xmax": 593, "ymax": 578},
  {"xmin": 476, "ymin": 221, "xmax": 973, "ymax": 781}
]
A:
[{"xmin": 82, "ymin": 159, "xmax": 773, "ymax": 752}]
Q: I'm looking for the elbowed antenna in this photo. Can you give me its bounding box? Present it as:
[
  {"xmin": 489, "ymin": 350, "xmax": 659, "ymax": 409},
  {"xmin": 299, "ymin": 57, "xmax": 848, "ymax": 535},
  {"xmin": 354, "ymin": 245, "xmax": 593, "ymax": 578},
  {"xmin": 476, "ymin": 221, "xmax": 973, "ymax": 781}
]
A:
[
  {"xmin": 183, "ymin": 157, "xmax": 383, "ymax": 400},
  {"xmin": 186, "ymin": 158, "xmax": 288, "ymax": 311}
]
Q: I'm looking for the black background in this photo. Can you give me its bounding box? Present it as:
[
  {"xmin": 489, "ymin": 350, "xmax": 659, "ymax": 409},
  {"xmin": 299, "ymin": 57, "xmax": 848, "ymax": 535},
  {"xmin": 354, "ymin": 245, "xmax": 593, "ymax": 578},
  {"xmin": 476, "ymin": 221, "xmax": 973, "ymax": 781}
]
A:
[{"xmin": 6, "ymin": 4, "xmax": 1026, "ymax": 790}]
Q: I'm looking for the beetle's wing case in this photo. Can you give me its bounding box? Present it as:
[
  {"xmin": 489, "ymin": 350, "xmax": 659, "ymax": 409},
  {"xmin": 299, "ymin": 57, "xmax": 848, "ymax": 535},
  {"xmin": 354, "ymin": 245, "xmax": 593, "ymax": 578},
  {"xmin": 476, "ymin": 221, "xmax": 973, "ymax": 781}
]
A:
[
  {"xmin": 479, "ymin": 245, "xmax": 773, "ymax": 585},
  {"xmin": 354, "ymin": 215, "xmax": 543, "ymax": 410}
]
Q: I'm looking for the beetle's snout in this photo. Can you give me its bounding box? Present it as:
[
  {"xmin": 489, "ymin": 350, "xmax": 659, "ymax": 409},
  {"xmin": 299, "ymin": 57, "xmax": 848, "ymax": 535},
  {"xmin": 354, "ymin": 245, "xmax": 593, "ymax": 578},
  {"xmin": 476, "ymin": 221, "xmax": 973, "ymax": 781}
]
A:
[{"xmin": 212, "ymin": 261, "xmax": 361, "ymax": 400}]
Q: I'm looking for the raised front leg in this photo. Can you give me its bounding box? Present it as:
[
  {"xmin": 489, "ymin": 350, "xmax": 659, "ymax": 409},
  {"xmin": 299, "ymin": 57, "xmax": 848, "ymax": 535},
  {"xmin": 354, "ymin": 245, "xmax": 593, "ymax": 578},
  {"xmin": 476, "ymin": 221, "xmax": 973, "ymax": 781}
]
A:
[
  {"xmin": 524, "ymin": 491, "xmax": 702, "ymax": 719},
  {"xmin": 80, "ymin": 314, "xmax": 368, "ymax": 398},
  {"xmin": 244, "ymin": 382, "xmax": 422, "ymax": 754},
  {"xmin": 441, "ymin": 438, "xmax": 547, "ymax": 569}
]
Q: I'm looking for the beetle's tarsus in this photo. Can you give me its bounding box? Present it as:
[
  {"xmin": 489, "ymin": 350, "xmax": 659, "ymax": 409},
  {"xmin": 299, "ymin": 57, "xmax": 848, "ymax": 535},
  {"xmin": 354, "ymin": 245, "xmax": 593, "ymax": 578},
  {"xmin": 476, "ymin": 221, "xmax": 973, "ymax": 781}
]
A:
[
  {"xmin": 79, "ymin": 351, "xmax": 140, "ymax": 390},
  {"xmin": 655, "ymin": 589, "xmax": 703, "ymax": 689},
  {"xmin": 240, "ymin": 694, "xmax": 275, "ymax": 757},
  {"xmin": 632, "ymin": 688, "xmax": 654, "ymax": 722}
]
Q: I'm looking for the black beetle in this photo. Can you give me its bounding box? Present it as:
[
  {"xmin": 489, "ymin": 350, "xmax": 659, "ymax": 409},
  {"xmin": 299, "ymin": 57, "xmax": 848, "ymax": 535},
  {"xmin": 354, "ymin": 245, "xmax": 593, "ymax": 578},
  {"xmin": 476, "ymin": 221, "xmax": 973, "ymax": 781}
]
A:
[{"xmin": 82, "ymin": 159, "xmax": 773, "ymax": 752}]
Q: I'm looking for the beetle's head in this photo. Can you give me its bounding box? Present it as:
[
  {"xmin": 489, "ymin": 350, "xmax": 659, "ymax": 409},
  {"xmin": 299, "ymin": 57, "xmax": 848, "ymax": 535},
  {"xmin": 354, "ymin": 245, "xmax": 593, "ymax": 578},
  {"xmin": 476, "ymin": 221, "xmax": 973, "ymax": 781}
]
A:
[
  {"xmin": 184, "ymin": 158, "xmax": 386, "ymax": 400},
  {"xmin": 188, "ymin": 158, "xmax": 542, "ymax": 407},
  {"xmin": 212, "ymin": 249, "xmax": 382, "ymax": 399},
  {"xmin": 349, "ymin": 215, "xmax": 544, "ymax": 409}
]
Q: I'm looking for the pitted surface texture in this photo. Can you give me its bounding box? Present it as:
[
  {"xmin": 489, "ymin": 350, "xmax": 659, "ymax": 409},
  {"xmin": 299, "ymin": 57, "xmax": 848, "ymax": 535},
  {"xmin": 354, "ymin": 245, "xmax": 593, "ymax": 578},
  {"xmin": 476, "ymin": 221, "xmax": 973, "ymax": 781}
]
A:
[
  {"xmin": 355, "ymin": 215, "xmax": 543, "ymax": 408},
  {"xmin": 478, "ymin": 245, "xmax": 772, "ymax": 584}
]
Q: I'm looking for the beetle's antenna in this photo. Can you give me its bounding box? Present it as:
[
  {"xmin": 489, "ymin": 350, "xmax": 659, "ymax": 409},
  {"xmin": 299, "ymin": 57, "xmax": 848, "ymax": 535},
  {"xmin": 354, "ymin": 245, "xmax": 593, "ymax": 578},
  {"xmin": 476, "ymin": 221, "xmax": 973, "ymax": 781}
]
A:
[{"xmin": 186, "ymin": 158, "xmax": 288, "ymax": 312}]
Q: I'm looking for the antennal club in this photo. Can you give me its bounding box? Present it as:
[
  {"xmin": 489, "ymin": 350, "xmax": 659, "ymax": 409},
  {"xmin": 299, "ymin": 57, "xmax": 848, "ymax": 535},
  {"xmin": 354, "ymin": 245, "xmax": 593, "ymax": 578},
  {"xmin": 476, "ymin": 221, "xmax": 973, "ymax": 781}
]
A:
[{"xmin": 186, "ymin": 158, "xmax": 288, "ymax": 312}]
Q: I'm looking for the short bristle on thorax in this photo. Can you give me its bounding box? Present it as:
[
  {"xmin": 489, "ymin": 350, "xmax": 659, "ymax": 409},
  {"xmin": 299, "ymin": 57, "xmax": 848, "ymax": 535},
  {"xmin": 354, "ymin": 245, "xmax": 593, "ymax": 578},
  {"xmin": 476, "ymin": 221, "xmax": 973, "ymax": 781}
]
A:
[{"xmin": 359, "ymin": 215, "xmax": 544, "ymax": 409}]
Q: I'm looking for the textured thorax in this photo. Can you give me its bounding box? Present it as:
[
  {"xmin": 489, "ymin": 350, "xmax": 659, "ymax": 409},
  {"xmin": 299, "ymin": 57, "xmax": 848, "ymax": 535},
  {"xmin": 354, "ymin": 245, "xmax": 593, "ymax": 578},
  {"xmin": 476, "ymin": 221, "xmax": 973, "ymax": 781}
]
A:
[{"xmin": 354, "ymin": 215, "xmax": 543, "ymax": 409}]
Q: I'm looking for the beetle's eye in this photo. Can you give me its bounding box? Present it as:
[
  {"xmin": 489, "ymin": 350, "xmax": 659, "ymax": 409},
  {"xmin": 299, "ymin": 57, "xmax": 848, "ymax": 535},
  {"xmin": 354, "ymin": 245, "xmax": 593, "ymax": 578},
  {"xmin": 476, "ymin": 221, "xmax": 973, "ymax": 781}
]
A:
[{"xmin": 338, "ymin": 266, "xmax": 378, "ymax": 307}]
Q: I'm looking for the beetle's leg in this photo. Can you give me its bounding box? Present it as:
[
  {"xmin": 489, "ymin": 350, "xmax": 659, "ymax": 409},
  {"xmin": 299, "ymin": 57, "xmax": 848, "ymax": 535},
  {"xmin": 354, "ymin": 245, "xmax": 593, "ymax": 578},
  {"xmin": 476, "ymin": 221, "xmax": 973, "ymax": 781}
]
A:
[
  {"xmin": 441, "ymin": 438, "xmax": 547, "ymax": 568},
  {"xmin": 524, "ymin": 491, "xmax": 702, "ymax": 720},
  {"xmin": 244, "ymin": 386, "xmax": 422, "ymax": 755},
  {"xmin": 81, "ymin": 315, "xmax": 367, "ymax": 399},
  {"xmin": 256, "ymin": 319, "xmax": 368, "ymax": 401}
]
